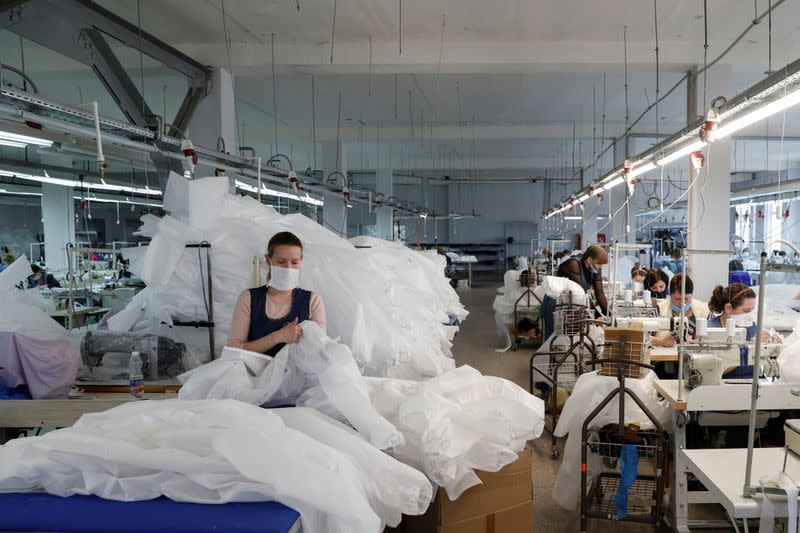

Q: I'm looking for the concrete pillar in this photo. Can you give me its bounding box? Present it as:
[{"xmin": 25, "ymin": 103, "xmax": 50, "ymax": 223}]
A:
[
  {"xmin": 376, "ymin": 165, "xmax": 393, "ymax": 240},
  {"xmin": 687, "ymin": 64, "xmax": 732, "ymax": 299},
  {"xmin": 186, "ymin": 68, "xmax": 237, "ymax": 186},
  {"xmin": 41, "ymin": 183, "xmax": 75, "ymax": 271},
  {"xmin": 321, "ymin": 141, "xmax": 348, "ymax": 236}
]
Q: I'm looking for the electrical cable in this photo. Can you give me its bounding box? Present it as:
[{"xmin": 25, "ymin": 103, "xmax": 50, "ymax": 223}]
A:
[
  {"xmin": 330, "ymin": 0, "xmax": 337, "ymax": 63},
  {"xmin": 220, "ymin": 0, "xmax": 240, "ymax": 152},
  {"xmin": 271, "ymin": 33, "xmax": 279, "ymax": 152}
]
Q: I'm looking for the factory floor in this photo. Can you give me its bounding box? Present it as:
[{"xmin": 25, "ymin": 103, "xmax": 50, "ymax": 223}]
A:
[{"xmin": 450, "ymin": 284, "xmax": 734, "ymax": 533}]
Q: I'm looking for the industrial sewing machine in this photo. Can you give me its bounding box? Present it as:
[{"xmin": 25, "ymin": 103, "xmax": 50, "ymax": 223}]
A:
[
  {"xmin": 682, "ymin": 329, "xmax": 781, "ymax": 388},
  {"xmin": 81, "ymin": 331, "xmax": 187, "ymax": 379}
]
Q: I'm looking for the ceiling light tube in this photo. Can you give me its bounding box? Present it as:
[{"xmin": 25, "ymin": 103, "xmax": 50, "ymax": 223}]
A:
[
  {"xmin": 628, "ymin": 162, "xmax": 657, "ymax": 178},
  {"xmin": 592, "ymin": 185, "xmax": 605, "ymax": 196},
  {"xmin": 0, "ymin": 139, "xmax": 28, "ymax": 148},
  {"xmin": 604, "ymin": 176, "xmax": 626, "ymax": 190},
  {"xmin": 0, "ymin": 169, "xmax": 161, "ymax": 196},
  {"xmin": 564, "ymin": 215, "xmax": 582, "ymax": 220},
  {"xmin": 656, "ymin": 140, "xmax": 707, "ymax": 166},
  {"xmin": 717, "ymin": 87, "xmax": 800, "ymax": 139},
  {"xmin": 0, "ymin": 130, "xmax": 53, "ymax": 147},
  {"xmin": 578, "ymin": 194, "xmax": 590, "ymax": 202}
]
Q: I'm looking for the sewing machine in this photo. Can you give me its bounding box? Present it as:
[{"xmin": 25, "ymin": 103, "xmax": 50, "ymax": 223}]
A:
[
  {"xmin": 616, "ymin": 316, "xmax": 673, "ymax": 331},
  {"xmin": 81, "ymin": 331, "xmax": 187, "ymax": 379},
  {"xmin": 683, "ymin": 339, "xmax": 781, "ymax": 388}
]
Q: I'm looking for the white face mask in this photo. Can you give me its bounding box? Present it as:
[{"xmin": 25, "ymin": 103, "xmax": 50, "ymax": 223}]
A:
[
  {"xmin": 731, "ymin": 313, "xmax": 754, "ymax": 328},
  {"xmin": 268, "ymin": 265, "xmax": 300, "ymax": 291}
]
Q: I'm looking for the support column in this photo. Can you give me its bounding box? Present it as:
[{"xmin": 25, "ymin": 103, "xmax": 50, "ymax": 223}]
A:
[
  {"xmin": 376, "ymin": 165, "xmax": 394, "ymax": 240},
  {"xmin": 321, "ymin": 141, "xmax": 348, "ymax": 236},
  {"xmin": 186, "ymin": 68, "xmax": 237, "ymax": 186},
  {"xmin": 687, "ymin": 64, "xmax": 732, "ymax": 298},
  {"xmin": 41, "ymin": 183, "xmax": 75, "ymax": 271}
]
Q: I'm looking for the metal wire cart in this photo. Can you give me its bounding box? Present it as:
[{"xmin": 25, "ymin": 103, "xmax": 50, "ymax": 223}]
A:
[
  {"xmin": 509, "ymin": 269, "xmax": 543, "ymax": 351},
  {"xmin": 530, "ymin": 292, "xmax": 601, "ymax": 458},
  {"xmin": 579, "ymin": 356, "xmax": 667, "ymax": 532}
]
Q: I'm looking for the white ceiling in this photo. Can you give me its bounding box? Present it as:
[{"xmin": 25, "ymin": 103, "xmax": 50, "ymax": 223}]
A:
[{"xmin": 2, "ymin": 0, "xmax": 800, "ymax": 179}]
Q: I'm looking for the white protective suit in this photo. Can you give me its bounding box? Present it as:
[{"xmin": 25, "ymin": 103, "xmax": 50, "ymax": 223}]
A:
[
  {"xmin": 177, "ymin": 321, "xmax": 403, "ymax": 450},
  {"xmin": 0, "ymin": 399, "xmax": 432, "ymax": 533}
]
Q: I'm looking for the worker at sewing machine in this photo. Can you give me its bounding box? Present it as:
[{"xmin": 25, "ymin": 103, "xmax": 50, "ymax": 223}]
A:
[
  {"xmin": 27, "ymin": 264, "xmax": 61, "ymax": 289},
  {"xmin": 631, "ymin": 265, "xmax": 647, "ymax": 289},
  {"xmin": 227, "ymin": 231, "xmax": 326, "ymax": 355},
  {"xmin": 650, "ymin": 274, "xmax": 709, "ymax": 348},
  {"xmin": 644, "ymin": 268, "xmax": 669, "ymax": 300}
]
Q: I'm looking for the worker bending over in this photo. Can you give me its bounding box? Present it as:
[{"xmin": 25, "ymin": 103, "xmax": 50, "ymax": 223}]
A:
[
  {"xmin": 556, "ymin": 244, "xmax": 609, "ymax": 316},
  {"xmin": 227, "ymin": 231, "xmax": 326, "ymax": 355},
  {"xmin": 644, "ymin": 269, "xmax": 669, "ymax": 299}
]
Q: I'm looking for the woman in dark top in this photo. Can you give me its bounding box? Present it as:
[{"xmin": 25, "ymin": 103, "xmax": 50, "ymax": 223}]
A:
[
  {"xmin": 556, "ymin": 244, "xmax": 609, "ymax": 315},
  {"xmin": 644, "ymin": 269, "xmax": 669, "ymax": 299}
]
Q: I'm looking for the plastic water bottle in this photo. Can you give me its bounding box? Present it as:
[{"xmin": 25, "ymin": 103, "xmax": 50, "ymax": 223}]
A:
[{"xmin": 128, "ymin": 351, "xmax": 144, "ymax": 399}]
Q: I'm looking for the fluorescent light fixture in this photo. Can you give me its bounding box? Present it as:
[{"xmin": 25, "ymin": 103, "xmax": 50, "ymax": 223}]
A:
[
  {"xmin": 604, "ymin": 176, "xmax": 626, "ymax": 190},
  {"xmin": 0, "ymin": 130, "xmax": 53, "ymax": 148},
  {"xmin": 656, "ymin": 140, "xmax": 707, "ymax": 166},
  {"xmin": 578, "ymin": 194, "xmax": 590, "ymax": 202},
  {"xmin": 601, "ymin": 170, "xmax": 622, "ymax": 185},
  {"xmin": 564, "ymin": 215, "xmax": 582, "ymax": 220},
  {"xmin": 717, "ymin": 87, "xmax": 800, "ymax": 139},
  {"xmin": 592, "ymin": 185, "xmax": 605, "ymax": 196},
  {"xmin": 0, "ymin": 139, "xmax": 27, "ymax": 148},
  {"xmin": 234, "ymin": 180, "xmax": 323, "ymax": 207},
  {"xmin": 628, "ymin": 162, "xmax": 657, "ymax": 178},
  {"xmin": 0, "ymin": 169, "xmax": 161, "ymax": 196},
  {"xmin": 0, "ymin": 188, "xmax": 160, "ymax": 207}
]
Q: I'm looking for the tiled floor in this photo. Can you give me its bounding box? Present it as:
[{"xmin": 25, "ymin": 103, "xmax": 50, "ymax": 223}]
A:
[{"xmin": 450, "ymin": 284, "xmax": 734, "ymax": 532}]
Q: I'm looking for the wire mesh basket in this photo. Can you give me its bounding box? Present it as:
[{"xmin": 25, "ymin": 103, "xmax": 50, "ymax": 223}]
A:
[
  {"xmin": 598, "ymin": 331, "xmax": 646, "ymax": 379},
  {"xmin": 531, "ymin": 361, "xmax": 583, "ymax": 393},
  {"xmin": 613, "ymin": 304, "xmax": 660, "ymax": 319},
  {"xmin": 586, "ymin": 427, "xmax": 663, "ymax": 461},
  {"xmin": 587, "ymin": 474, "xmax": 660, "ymax": 520},
  {"xmin": 553, "ymin": 293, "xmax": 592, "ymax": 337}
]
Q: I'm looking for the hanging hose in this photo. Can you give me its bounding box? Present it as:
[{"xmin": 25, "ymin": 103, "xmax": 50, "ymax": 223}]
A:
[{"xmin": 0, "ymin": 64, "xmax": 39, "ymax": 94}]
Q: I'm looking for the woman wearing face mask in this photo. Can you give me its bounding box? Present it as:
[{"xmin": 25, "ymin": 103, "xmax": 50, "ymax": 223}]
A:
[
  {"xmin": 227, "ymin": 231, "xmax": 326, "ymax": 355},
  {"xmin": 707, "ymin": 283, "xmax": 769, "ymax": 343},
  {"xmin": 644, "ymin": 269, "xmax": 670, "ymax": 300},
  {"xmin": 650, "ymin": 274, "xmax": 709, "ymax": 347},
  {"xmin": 631, "ymin": 265, "xmax": 647, "ymax": 287}
]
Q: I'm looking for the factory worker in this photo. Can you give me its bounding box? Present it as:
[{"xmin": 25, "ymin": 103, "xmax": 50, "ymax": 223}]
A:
[
  {"xmin": 0, "ymin": 253, "xmax": 14, "ymax": 273},
  {"xmin": 707, "ymin": 283, "xmax": 769, "ymax": 343},
  {"xmin": 650, "ymin": 274, "xmax": 709, "ymax": 347},
  {"xmin": 27, "ymin": 264, "xmax": 61, "ymax": 289},
  {"xmin": 644, "ymin": 269, "xmax": 669, "ymax": 299},
  {"xmin": 227, "ymin": 231, "xmax": 326, "ymax": 355},
  {"xmin": 669, "ymin": 248, "xmax": 684, "ymax": 273},
  {"xmin": 728, "ymin": 259, "xmax": 752, "ymax": 286},
  {"xmin": 556, "ymin": 244, "xmax": 609, "ymax": 315},
  {"xmin": 631, "ymin": 265, "xmax": 647, "ymax": 288}
]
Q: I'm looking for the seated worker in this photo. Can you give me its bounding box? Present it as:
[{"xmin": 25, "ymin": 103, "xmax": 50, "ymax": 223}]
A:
[
  {"xmin": 0, "ymin": 252, "xmax": 14, "ymax": 273},
  {"xmin": 644, "ymin": 268, "xmax": 669, "ymax": 299},
  {"xmin": 631, "ymin": 265, "xmax": 648, "ymax": 289},
  {"xmin": 707, "ymin": 283, "xmax": 769, "ymax": 343},
  {"xmin": 541, "ymin": 245, "xmax": 609, "ymax": 340},
  {"xmin": 227, "ymin": 231, "xmax": 326, "ymax": 355},
  {"xmin": 650, "ymin": 274, "xmax": 709, "ymax": 347},
  {"xmin": 728, "ymin": 259, "xmax": 752, "ymax": 286},
  {"xmin": 27, "ymin": 264, "xmax": 61, "ymax": 289}
]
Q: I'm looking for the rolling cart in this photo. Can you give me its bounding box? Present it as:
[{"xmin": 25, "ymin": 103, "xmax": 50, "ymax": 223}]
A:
[
  {"xmin": 530, "ymin": 292, "xmax": 603, "ymax": 458},
  {"xmin": 509, "ymin": 270, "xmax": 543, "ymax": 351},
  {"xmin": 579, "ymin": 354, "xmax": 667, "ymax": 532}
]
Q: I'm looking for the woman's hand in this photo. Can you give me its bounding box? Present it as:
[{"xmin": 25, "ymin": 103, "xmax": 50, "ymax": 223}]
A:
[
  {"xmin": 275, "ymin": 318, "xmax": 303, "ymax": 344},
  {"xmin": 761, "ymin": 330, "xmax": 771, "ymax": 343},
  {"xmin": 650, "ymin": 335, "xmax": 677, "ymax": 348}
]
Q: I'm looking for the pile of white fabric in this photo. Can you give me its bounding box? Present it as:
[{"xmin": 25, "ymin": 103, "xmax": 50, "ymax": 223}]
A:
[
  {"xmin": 178, "ymin": 321, "xmax": 403, "ymax": 450},
  {"xmin": 492, "ymin": 270, "xmax": 542, "ymax": 351},
  {"xmin": 551, "ymin": 370, "xmax": 671, "ymax": 510},
  {"xmin": 754, "ymin": 284, "xmax": 800, "ymax": 332},
  {"xmin": 178, "ymin": 327, "xmax": 545, "ymax": 500},
  {"xmin": 0, "ymin": 255, "xmax": 80, "ymax": 398},
  {"xmin": 358, "ymin": 365, "xmax": 544, "ymax": 500},
  {"xmin": 108, "ymin": 173, "xmax": 466, "ymax": 380},
  {"xmin": 0, "ymin": 399, "xmax": 432, "ymax": 533}
]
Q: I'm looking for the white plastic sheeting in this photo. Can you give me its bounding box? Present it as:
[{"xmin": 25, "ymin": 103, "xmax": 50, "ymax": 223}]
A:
[
  {"xmin": 177, "ymin": 321, "xmax": 403, "ymax": 450},
  {"xmin": 552, "ymin": 370, "xmax": 671, "ymax": 510},
  {"xmin": 0, "ymin": 255, "xmax": 79, "ymax": 398},
  {"xmin": 358, "ymin": 365, "xmax": 545, "ymax": 500},
  {"xmin": 754, "ymin": 284, "xmax": 800, "ymax": 332},
  {"xmin": 0, "ymin": 399, "xmax": 431, "ymax": 533},
  {"xmin": 110, "ymin": 173, "xmax": 466, "ymax": 379},
  {"xmin": 778, "ymin": 322, "xmax": 800, "ymax": 383}
]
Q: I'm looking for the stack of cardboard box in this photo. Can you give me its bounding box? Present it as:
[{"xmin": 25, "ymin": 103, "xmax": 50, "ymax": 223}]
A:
[{"xmin": 389, "ymin": 448, "xmax": 533, "ymax": 533}]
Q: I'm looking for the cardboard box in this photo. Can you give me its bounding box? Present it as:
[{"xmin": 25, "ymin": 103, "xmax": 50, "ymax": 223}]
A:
[{"xmin": 391, "ymin": 449, "xmax": 533, "ymax": 533}]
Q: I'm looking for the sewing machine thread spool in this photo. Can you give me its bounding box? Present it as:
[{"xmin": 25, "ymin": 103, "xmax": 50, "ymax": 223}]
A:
[
  {"xmin": 726, "ymin": 318, "xmax": 737, "ymax": 338},
  {"xmin": 696, "ymin": 317, "xmax": 708, "ymax": 338},
  {"xmin": 624, "ymin": 289, "xmax": 633, "ymax": 305},
  {"xmin": 643, "ymin": 290, "xmax": 652, "ymax": 305}
]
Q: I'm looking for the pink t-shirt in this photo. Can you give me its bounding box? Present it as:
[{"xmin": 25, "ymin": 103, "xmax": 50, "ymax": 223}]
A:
[{"xmin": 227, "ymin": 289, "xmax": 326, "ymax": 348}]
